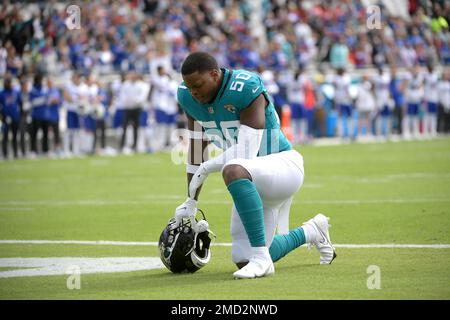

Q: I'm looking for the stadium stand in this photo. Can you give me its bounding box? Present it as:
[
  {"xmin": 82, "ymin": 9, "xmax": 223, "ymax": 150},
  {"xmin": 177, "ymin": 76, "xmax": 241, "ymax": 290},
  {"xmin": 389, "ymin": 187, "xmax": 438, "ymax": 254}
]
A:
[{"xmin": 0, "ymin": 0, "xmax": 449, "ymax": 159}]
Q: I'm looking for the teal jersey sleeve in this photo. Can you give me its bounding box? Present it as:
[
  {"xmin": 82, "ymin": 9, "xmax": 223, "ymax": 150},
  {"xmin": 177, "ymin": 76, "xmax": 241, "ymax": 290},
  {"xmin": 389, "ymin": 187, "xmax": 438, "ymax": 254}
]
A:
[{"xmin": 177, "ymin": 84, "xmax": 192, "ymax": 117}]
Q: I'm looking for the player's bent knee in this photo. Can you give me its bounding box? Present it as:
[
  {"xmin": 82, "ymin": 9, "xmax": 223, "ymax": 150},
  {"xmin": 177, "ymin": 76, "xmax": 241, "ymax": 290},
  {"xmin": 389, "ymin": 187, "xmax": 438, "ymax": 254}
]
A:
[{"xmin": 222, "ymin": 164, "xmax": 252, "ymax": 186}]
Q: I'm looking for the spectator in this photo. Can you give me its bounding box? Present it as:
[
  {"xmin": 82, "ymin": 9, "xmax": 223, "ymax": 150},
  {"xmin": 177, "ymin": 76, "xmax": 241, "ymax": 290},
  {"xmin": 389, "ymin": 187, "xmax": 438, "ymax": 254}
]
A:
[
  {"xmin": 333, "ymin": 68, "xmax": 354, "ymax": 139},
  {"xmin": 150, "ymin": 66, "xmax": 177, "ymax": 152},
  {"xmin": 353, "ymin": 34, "xmax": 373, "ymax": 68},
  {"xmin": 355, "ymin": 74, "xmax": 376, "ymax": 138},
  {"xmin": 110, "ymin": 73, "xmax": 126, "ymax": 148},
  {"xmin": 92, "ymin": 86, "xmax": 110, "ymax": 155},
  {"xmin": 119, "ymin": 71, "xmax": 148, "ymax": 153},
  {"xmin": 5, "ymin": 43, "xmax": 23, "ymax": 76},
  {"xmin": 403, "ymin": 65, "xmax": 424, "ymax": 139},
  {"xmin": 29, "ymin": 73, "xmax": 49, "ymax": 156},
  {"xmin": 18, "ymin": 76, "xmax": 31, "ymax": 157},
  {"xmin": 46, "ymin": 78, "xmax": 62, "ymax": 155},
  {"xmin": 372, "ymin": 67, "xmax": 392, "ymax": 138},
  {"xmin": 437, "ymin": 69, "xmax": 450, "ymax": 133},
  {"xmin": 389, "ymin": 67, "xmax": 407, "ymax": 135},
  {"xmin": 259, "ymin": 65, "xmax": 282, "ymax": 118},
  {"xmin": 286, "ymin": 68, "xmax": 305, "ymax": 144},
  {"xmin": 62, "ymin": 73, "xmax": 82, "ymax": 157},
  {"xmin": 83, "ymin": 74, "xmax": 100, "ymax": 155},
  {"xmin": 0, "ymin": 73, "xmax": 21, "ymax": 159},
  {"xmin": 330, "ymin": 35, "xmax": 350, "ymax": 70},
  {"xmin": 423, "ymin": 64, "xmax": 440, "ymax": 137},
  {"xmin": 0, "ymin": 41, "xmax": 7, "ymax": 76},
  {"xmin": 302, "ymin": 75, "xmax": 317, "ymax": 142}
]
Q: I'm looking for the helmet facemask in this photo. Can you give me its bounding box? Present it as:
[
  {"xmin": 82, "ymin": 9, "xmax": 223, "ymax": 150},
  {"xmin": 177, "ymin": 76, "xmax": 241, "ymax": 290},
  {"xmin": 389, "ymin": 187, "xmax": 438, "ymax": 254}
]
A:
[{"xmin": 158, "ymin": 209, "xmax": 215, "ymax": 273}]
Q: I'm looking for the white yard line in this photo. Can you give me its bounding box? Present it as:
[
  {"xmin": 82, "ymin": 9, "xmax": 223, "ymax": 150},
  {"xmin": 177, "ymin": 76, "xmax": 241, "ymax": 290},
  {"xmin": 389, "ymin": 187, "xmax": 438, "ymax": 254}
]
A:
[
  {"xmin": 0, "ymin": 239, "xmax": 449, "ymax": 249},
  {"xmin": 332, "ymin": 244, "xmax": 450, "ymax": 249},
  {"xmin": 0, "ymin": 257, "xmax": 164, "ymax": 278},
  {"xmin": 0, "ymin": 198, "xmax": 449, "ymax": 207},
  {"xmin": 298, "ymin": 198, "xmax": 450, "ymax": 204},
  {"xmin": 0, "ymin": 240, "xmax": 160, "ymax": 246}
]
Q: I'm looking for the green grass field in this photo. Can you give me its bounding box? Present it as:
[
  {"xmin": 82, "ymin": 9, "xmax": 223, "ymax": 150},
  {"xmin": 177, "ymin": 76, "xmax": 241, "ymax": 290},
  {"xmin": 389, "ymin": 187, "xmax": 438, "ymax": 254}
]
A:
[{"xmin": 0, "ymin": 138, "xmax": 449, "ymax": 300}]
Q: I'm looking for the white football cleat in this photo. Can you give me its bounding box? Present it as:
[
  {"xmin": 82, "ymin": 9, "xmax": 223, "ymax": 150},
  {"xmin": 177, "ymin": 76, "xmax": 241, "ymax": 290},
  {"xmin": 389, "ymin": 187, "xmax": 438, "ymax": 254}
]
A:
[
  {"xmin": 233, "ymin": 247, "xmax": 275, "ymax": 279},
  {"xmin": 303, "ymin": 213, "xmax": 337, "ymax": 264}
]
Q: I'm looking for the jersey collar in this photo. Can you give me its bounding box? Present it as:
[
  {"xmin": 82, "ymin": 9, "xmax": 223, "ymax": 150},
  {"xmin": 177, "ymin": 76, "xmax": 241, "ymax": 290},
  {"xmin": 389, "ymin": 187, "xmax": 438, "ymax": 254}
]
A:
[{"xmin": 207, "ymin": 68, "xmax": 232, "ymax": 105}]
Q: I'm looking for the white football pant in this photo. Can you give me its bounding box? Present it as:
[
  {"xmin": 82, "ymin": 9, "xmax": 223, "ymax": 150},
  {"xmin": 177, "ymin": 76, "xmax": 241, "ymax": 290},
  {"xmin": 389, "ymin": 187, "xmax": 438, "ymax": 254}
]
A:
[{"xmin": 224, "ymin": 149, "xmax": 305, "ymax": 264}]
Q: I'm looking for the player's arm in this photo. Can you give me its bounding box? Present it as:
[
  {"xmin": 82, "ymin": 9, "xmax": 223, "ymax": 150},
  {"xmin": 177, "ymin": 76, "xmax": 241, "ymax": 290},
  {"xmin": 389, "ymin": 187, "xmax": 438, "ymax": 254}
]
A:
[
  {"xmin": 173, "ymin": 112, "xmax": 209, "ymax": 224},
  {"xmin": 187, "ymin": 94, "xmax": 266, "ymax": 199},
  {"xmin": 186, "ymin": 113, "xmax": 209, "ymax": 200},
  {"xmin": 239, "ymin": 94, "xmax": 266, "ymax": 129},
  {"xmin": 201, "ymin": 93, "xmax": 266, "ymax": 171}
]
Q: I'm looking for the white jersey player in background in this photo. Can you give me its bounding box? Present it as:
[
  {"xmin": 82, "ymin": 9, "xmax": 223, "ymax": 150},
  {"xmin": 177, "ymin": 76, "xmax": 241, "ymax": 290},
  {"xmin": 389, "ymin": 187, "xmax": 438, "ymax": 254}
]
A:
[
  {"xmin": 333, "ymin": 68, "xmax": 354, "ymax": 140},
  {"xmin": 287, "ymin": 69, "xmax": 306, "ymax": 144},
  {"xmin": 423, "ymin": 65, "xmax": 439, "ymax": 137},
  {"xmin": 438, "ymin": 69, "xmax": 450, "ymax": 133},
  {"xmin": 135, "ymin": 76, "xmax": 151, "ymax": 153},
  {"xmin": 83, "ymin": 74, "xmax": 99, "ymax": 154},
  {"xmin": 76, "ymin": 76, "xmax": 90, "ymax": 154},
  {"xmin": 150, "ymin": 65, "xmax": 178, "ymax": 152},
  {"xmin": 372, "ymin": 68, "xmax": 392, "ymax": 138},
  {"xmin": 110, "ymin": 74, "xmax": 126, "ymax": 149},
  {"xmin": 355, "ymin": 74, "xmax": 376, "ymax": 138},
  {"xmin": 118, "ymin": 71, "xmax": 149, "ymax": 154},
  {"xmin": 62, "ymin": 73, "xmax": 83, "ymax": 157},
  {"xmin": 404, "ymin": 66, "xmax": 424, "ymax": 139}
]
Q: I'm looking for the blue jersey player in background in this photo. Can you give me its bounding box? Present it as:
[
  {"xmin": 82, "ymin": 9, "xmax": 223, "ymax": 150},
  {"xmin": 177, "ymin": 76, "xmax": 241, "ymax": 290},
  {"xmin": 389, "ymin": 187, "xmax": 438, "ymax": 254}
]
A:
[
  {"xmin": 0, "ymin": 73, "xmax": 21, "ymax": 159},
  {"xmin": 174, "ymin": 52, "xmax": 336, "ymax": 279}
]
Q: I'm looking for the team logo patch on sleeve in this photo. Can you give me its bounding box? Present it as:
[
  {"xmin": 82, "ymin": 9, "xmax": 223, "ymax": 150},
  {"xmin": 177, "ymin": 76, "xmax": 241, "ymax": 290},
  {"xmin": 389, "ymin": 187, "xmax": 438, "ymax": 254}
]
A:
[{"xmin": 224, "ymin": 104, "xmax": 236, "ymax": 113}]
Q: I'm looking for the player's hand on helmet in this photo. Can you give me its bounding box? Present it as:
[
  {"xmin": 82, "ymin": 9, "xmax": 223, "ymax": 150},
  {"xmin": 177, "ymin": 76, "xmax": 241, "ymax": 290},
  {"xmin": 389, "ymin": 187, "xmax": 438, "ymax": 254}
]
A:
[
  {"xmin": 189, "ymin": 163, "xmax": 209, "ymax": 199},
  {"xmin": 175, "ymin": 197, "xmax": 197, "ymax": 225}
]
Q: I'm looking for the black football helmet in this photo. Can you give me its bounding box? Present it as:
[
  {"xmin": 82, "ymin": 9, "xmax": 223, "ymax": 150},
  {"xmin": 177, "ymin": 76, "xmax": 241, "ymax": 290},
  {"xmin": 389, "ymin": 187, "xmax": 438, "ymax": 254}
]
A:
[{"xmin": 158, "ymin": 210, "xmax": 215, "ymax": 273}]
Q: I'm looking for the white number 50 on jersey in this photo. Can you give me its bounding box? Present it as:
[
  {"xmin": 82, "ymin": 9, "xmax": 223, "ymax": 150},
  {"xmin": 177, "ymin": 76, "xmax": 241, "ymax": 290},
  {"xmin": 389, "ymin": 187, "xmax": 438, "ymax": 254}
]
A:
[
  {"xmin": 200, "ymin": 120, "xmax": 240, "ymax": 150},
  {"xmin": 229, "ymin": 72, "xmax": 252, "ymax": 92}
]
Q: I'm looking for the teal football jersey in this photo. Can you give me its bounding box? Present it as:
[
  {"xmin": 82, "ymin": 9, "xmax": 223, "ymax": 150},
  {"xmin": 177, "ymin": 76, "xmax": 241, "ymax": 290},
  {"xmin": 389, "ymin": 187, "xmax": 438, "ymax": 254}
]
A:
[{"xmin": 177, "ymin": 68, "xmax": 292, "ymax": 156}]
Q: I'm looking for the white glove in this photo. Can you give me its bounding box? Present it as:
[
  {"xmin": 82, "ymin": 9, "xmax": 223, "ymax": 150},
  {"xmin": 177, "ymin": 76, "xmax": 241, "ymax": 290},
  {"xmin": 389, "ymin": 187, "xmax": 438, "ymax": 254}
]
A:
[
  {"xmin": 188, "ymin": 164, "xmax": 209, "ymax": 199},
  {"xmin": 194, "ymin": 219, "xmax": 209, "ymax": 233},
  {"xmin": 175, "ymin": 198, "xmax": 197, "ymax": 225}
]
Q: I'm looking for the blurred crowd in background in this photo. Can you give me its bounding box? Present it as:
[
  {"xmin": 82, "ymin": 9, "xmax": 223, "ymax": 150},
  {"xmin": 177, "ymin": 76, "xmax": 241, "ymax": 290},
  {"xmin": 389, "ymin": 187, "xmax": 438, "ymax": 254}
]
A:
[{"xmin": 0, "ymin": 0, "xmax": 449, "ymax": 160}]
